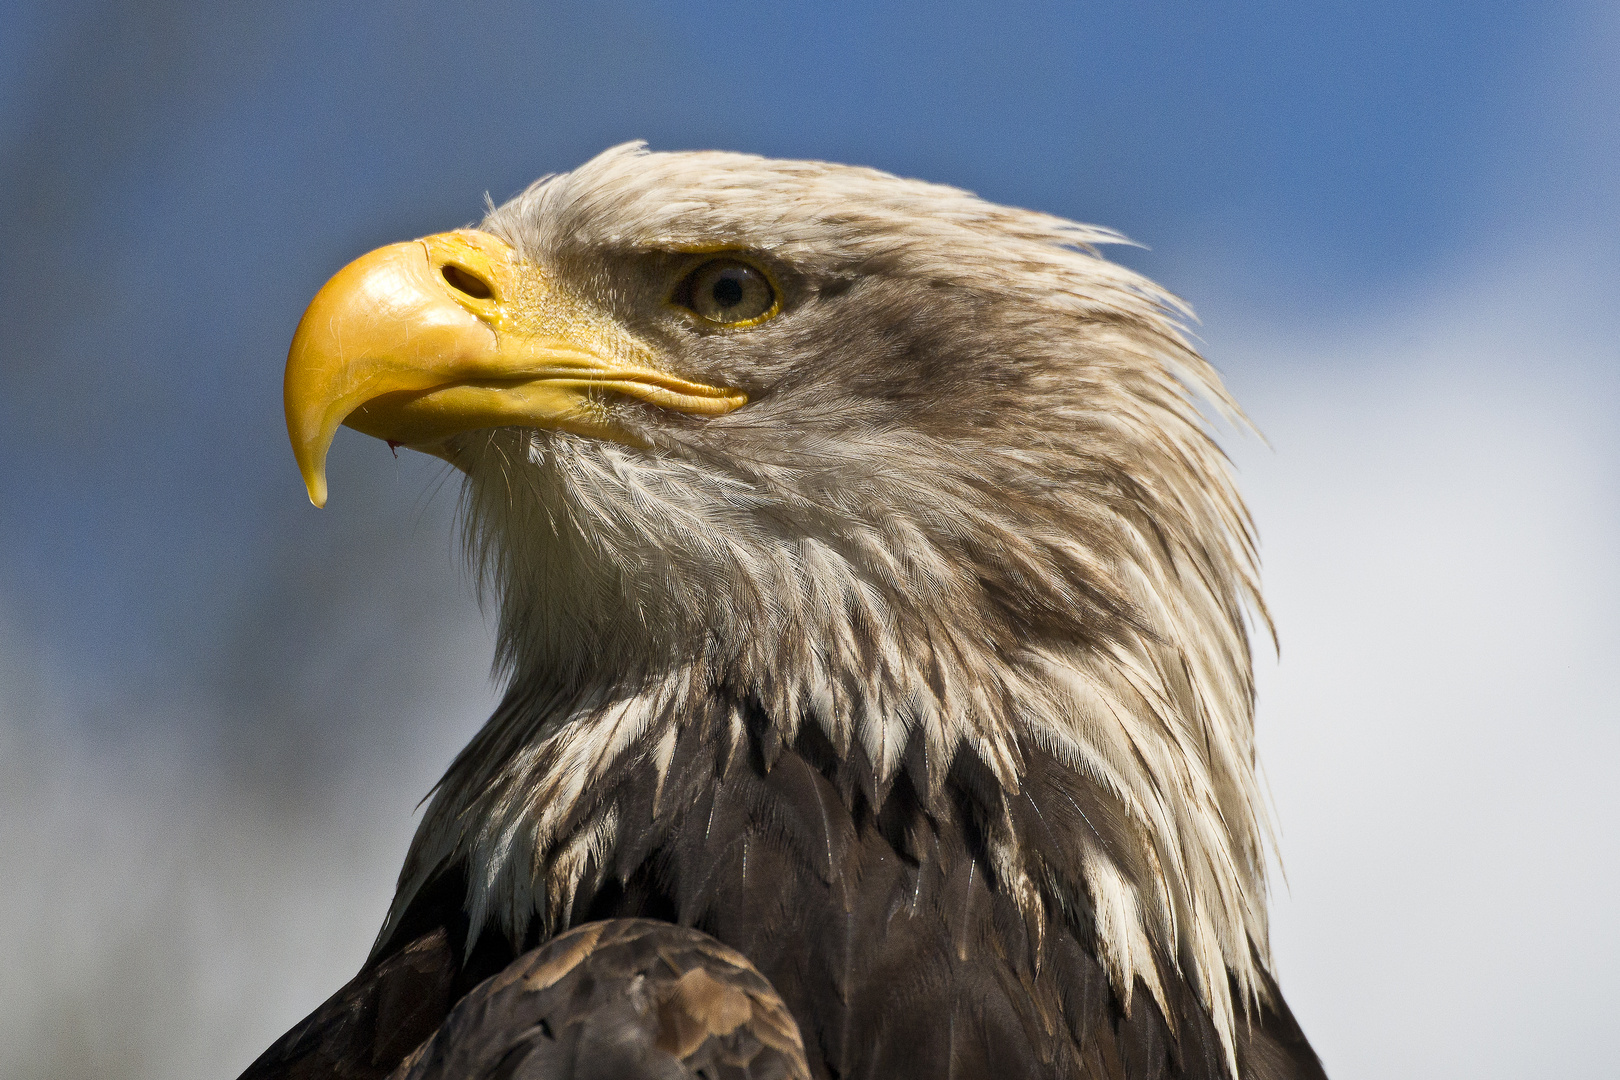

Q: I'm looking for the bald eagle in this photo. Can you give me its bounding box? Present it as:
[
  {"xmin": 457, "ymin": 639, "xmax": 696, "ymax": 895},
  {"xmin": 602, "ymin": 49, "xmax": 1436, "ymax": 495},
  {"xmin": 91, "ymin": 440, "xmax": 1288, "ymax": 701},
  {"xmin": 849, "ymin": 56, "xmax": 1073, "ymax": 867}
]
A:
[{"xmin": 244, "ymin": 144, "xmax": 1325, "ymax": 1080}]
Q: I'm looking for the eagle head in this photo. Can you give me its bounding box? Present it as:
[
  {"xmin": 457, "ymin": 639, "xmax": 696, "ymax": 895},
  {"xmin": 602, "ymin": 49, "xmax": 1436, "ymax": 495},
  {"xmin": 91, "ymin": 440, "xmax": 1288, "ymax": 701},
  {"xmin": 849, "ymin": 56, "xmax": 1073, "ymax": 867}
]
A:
[{"xmin": 284, "ymin": 143, "xmax": 1275, "ymax": 1069}]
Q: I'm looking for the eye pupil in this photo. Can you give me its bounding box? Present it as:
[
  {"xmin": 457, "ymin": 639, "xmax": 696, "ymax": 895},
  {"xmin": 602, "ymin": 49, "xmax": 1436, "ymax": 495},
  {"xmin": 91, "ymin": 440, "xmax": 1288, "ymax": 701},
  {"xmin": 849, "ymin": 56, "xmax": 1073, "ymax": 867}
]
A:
[{"xmin": 678, "ymin": 258, "xmax": 777, "ymax": 325}]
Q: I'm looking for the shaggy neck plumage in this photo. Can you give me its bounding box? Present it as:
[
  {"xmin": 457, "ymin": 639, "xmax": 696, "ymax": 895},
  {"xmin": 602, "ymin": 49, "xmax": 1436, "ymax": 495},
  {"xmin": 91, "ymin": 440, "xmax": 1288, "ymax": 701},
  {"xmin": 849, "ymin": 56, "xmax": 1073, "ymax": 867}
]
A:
[{"xmin": 383, "ymin": 397, "xmax": 1272, "ymax": 1073}]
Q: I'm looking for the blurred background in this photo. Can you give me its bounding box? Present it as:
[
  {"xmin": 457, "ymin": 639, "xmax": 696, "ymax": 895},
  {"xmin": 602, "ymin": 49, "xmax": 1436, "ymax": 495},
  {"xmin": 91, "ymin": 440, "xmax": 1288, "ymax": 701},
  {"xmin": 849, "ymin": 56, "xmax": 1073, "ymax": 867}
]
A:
[{"xmin": 1, "ymin": 2, "xmax": 1615, "ymax": 1077}]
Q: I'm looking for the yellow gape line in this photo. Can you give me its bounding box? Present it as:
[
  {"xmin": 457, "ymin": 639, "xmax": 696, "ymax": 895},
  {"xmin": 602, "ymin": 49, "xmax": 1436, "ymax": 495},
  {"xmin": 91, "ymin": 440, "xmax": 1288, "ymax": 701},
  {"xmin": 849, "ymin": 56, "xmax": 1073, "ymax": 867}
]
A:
[{"xmin": 283, "ymin": 230, "xmax": 746, "ymax": 507}]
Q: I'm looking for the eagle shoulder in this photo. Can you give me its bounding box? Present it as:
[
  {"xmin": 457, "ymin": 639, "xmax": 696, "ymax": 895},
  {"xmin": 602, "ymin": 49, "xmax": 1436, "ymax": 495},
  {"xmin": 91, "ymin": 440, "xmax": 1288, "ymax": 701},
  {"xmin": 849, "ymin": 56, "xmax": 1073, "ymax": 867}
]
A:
[{"xmin": 392, "ymin": 919, "xmax": 810, "ymax": 1080}]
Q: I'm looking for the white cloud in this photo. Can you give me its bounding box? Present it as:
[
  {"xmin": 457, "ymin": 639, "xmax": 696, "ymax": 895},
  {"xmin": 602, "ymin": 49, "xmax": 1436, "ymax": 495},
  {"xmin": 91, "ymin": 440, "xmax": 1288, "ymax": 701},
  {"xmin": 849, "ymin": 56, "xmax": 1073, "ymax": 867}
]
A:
[{"xmin": 1231, "ymin": 247, "xmax": 1619, "ymax": 1078}]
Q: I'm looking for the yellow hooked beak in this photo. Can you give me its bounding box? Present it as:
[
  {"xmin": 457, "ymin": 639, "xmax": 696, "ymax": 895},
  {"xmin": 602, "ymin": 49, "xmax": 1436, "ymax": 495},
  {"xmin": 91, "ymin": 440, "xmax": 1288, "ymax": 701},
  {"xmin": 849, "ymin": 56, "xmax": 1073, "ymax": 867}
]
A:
[{"xmin": 284, "ymin": 230, "xmax": 746, "ymax": 507}]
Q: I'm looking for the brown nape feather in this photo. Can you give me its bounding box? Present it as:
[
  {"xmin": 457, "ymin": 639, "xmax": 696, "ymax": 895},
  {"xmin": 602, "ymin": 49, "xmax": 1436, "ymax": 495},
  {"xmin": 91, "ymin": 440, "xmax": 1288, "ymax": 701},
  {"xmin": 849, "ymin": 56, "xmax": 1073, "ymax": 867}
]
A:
[{"xmin": 247, "ymin": 144, "xmax": 1326, "ymax": 1079}]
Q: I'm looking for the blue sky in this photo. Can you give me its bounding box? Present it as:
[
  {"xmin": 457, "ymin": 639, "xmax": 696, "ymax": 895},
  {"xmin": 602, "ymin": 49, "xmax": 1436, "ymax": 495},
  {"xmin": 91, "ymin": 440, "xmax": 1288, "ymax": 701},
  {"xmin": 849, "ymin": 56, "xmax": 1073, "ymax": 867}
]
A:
[
  {"xmin": 0, "ymin": 1, "xmax": 1606, "ymax": 684},
  {"xmin": 1, "ymin": 3, "xmax": 1615, "ymax": 1077}
]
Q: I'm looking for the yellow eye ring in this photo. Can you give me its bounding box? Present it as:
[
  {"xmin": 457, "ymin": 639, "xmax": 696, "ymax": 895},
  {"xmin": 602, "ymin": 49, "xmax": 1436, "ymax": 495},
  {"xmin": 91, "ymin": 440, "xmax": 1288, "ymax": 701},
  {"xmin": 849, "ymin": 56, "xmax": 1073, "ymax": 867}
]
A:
[{"xmin": 673, "ymin": 257, "xmax": 780, "ymax": 327}]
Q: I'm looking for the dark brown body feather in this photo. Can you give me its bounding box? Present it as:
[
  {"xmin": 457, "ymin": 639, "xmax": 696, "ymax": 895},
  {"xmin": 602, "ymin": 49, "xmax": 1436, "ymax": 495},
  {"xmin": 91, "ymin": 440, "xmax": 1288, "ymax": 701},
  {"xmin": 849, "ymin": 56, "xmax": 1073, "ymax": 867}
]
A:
[{"xmin": 242, "ymin": 713, "xmax": 1323, "ymax": 1080}]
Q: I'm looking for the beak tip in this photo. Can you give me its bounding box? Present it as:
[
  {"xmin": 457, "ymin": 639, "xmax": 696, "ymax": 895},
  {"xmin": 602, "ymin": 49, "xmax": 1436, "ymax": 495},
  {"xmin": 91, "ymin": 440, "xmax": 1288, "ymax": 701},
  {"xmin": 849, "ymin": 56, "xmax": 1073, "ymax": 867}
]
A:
[
  {"xmin": 301, "ymin": 468, "xmax": 329, "ymax": 509},
  {"xmin": 289, "ymin": 412, "xmax": 334, "ymax": 508}
]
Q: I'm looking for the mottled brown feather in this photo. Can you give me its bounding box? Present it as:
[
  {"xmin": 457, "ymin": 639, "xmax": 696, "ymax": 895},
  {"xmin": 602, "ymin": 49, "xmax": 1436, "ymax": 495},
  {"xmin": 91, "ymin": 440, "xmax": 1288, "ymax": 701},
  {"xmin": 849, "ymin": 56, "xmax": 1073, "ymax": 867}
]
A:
[{"xmin": 390, "ymin": 920, "xmax": 811, "ymax": 1080}]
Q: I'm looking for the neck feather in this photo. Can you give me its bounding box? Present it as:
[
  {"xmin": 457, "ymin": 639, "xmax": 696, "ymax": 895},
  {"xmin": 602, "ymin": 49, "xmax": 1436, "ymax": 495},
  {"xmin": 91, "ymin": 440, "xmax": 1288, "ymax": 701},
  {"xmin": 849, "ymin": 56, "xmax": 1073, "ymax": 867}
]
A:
[{"xmin": 380, "ymin": 425, "xmax": 1273, "ymax": 1074}]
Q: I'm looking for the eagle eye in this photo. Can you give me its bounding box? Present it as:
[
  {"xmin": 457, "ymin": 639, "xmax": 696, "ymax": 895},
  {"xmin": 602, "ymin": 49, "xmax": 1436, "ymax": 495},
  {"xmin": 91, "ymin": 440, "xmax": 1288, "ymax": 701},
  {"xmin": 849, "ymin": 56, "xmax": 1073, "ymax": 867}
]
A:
[{"xmin": 675, "ymin": 258, "xmax": 778, "ymax": 326}]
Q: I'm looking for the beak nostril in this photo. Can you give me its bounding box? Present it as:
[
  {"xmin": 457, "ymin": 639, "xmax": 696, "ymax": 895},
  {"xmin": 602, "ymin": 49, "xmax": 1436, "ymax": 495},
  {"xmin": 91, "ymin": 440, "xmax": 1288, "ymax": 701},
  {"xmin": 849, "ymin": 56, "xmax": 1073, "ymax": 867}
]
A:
[{"xmin": 442, "ymin": 263, "xmax": 495, "ymax": 300}]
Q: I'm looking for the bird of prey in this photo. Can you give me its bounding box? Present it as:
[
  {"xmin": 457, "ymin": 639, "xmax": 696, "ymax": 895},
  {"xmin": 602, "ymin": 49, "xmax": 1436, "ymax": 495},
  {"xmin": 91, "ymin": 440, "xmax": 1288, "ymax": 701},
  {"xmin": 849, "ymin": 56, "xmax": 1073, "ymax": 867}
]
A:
[{"xmin": 244, "ymin": 143, "xmax": 1325, "ymax": 1080}]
